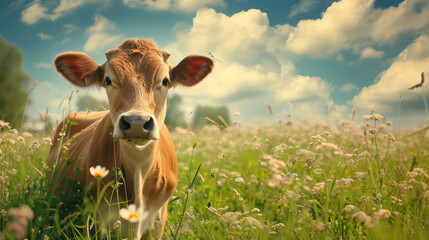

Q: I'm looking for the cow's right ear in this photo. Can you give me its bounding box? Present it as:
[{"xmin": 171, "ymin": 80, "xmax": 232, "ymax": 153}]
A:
[{"xmin": 55, "ymin": 52, "xmax": 103, "ymax": 87}]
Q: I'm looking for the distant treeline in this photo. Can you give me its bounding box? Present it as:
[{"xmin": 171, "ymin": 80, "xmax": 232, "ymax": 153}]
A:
[{"xmin": 77, "ymin": 94, "xmax": 231, "ymax": 129}]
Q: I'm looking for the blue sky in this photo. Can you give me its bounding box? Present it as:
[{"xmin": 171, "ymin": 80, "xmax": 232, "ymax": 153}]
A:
[{"xmin": 1, "ymin": 0, "xmax": 429, "ymax": 130}]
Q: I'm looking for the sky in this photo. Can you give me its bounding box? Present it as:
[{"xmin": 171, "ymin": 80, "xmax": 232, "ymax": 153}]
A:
[{"xmin": 1, "ymin": 0, "xmax": 429, "ymax": 130}]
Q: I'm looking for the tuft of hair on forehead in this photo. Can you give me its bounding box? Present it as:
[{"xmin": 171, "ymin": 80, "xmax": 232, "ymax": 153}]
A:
[{"xmin": 119, "ymin": 39, "xmax": 158, "ymax": 51}]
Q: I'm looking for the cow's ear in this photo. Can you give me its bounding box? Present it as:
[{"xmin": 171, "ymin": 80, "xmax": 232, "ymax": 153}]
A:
[
  {"xmin": 55, "ymin": 52, "xmax": 103, "ymax": 87},
  {"xmin": 171, "ymin": 55, "xmax": 214, "ymax": 87}
]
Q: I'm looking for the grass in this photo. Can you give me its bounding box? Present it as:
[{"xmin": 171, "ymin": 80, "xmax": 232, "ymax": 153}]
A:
[{"xmin": 0, "ymin": 113, "xmax": 428, "ymax": 239}]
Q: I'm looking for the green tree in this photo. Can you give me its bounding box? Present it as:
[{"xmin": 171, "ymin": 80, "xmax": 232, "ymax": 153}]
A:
[
  {"xmin": 76, "ymin": 95, "xmax": 109, "ymax": 111},
  {"xmin": 0, "ymin": 36, "xmax": 31, "ymax": 129},
  {"xmin": 192, "ymin": 105, "xmax": 231, "ymax": 128},
  {"xmin": 165, "ymin": 94, "xmax": 186, "ymax": 129}
]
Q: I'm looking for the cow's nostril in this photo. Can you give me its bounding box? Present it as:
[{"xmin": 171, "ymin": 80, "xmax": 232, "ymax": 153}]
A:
[
  {"xmin": 143, "ymin": 117, "xmax": 154, "ymax": 132},
  {"xmin": 119, "ymin": 116, "xmax": 131, "ymax": 131}
]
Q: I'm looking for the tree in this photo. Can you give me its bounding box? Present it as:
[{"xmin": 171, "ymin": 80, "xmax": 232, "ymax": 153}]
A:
[
  {"xmin": 192, "ymin": 105, "xmax": 231, "ymax": 128},
  {"xmin": 76, "ymin": 95, "xmax": 109, "ymax": 111},
  {"xmin": 0, "ymin": 36, "xmax": 30, "ymax": 129},
  {"xmin": 165, "ymin": 94, "xmax": 186, "ymax": 129}
]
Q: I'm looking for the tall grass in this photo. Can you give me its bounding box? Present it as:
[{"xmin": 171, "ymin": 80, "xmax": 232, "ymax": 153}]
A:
[{"xmin": 0, "ymin": 112, "xmax": 428, "ymax": 239}]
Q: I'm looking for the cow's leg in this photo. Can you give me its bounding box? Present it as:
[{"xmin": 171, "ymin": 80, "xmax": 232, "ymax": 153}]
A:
[{"xmin": 140, "ymin": 204, "xmax": 167, "ymax": 239}]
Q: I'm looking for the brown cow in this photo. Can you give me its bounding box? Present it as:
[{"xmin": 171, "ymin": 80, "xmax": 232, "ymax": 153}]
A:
[{"xmin": 48, "ymin": 39, "xmax": 214, "ymax": 239}]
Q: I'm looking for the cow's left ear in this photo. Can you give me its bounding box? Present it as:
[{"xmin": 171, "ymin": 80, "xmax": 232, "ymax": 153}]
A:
[{"xmin": 171, "ymin": 55, "xmax": 214, "ymax": 87}]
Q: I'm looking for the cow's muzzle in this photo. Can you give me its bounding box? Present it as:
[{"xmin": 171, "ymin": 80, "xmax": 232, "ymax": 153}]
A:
[{"xmin": 113, "ymin": 111, "xmax": 160, "ymax": 140}]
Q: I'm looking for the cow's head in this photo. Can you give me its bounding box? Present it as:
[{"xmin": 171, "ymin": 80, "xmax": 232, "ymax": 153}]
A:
[{"xmin": 55, "ymin": 39, "xmax": 213, "ymax": 147}]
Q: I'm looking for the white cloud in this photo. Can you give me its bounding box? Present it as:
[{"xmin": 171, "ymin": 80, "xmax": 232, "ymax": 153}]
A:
[
  {"xmin": 123, "ymin": 0, "xmax": 171, "ymax": 10},
  {"xmin": 83, "ymin": 15, "xmax": 124, "ymax": 53},
  {"xmin": 53, "ymin": 0, "xmax": 85, "ymax": 15},
  {"xmin": 34, "ymin": 62, "xmax": 52, "ymax": 69},
  {"xmin": 175, "ymin": 0, "xmax": 225, "ymax": 12},
  {"xmin": 21, "ymin": 2, "xmax": 51, "ymax": 24},
  {"xmin": 64, "ymin": 24, "xmax": 79, "ymax": 34},
  {"xmin": 122, "ymin": 0, "xmax": 224, "ymax": 12},
  {"xmin": 283, "ymin": 0, "xmax": 429, "ymax": 58},
  {"xmin": 350, "ymin": 35, "xmax": 429, "ymax": 126},
  {"xmin": 21, "ymin": 0, "xmax": 96, "ymax": 24},
  {"xmin": 165, "ymin": 8, "xmax": 334, "ymax": 123},
  {"xmin": 166, "ymin": 8, "xmax": 275, "ymax": 66},
  {"xmin": 340, "ymin": 83, "xmax": 359, "ymax": 92},
  {"xmin": 372, "ymin": 0, "xmax": 429, "ymax": 44},
  {"xmin": 289, "ymin": 0, "xmax": 318, "ymax": 18},
  {"xmin": 285, "ymin": 0, "xmax": 374, "ymax": 57},
  {"xmin": 359, "ymin": 47, "xmax": 384, "ymax": 59},
  {"xmin": 37, "ymin": 33, "xmax": 52, "ymax": 40}
]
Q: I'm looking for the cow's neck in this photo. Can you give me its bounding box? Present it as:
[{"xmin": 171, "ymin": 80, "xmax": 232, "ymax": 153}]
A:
[{"xmin": 119, "ymin": 140, "xmax": 159, "ymax": 205}]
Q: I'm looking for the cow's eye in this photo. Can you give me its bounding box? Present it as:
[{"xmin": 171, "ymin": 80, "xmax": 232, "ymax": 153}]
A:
[
  {"xmin": 105, "ymin": 77, "xmax": 112, "ymax": 86},
  {"xmin": 162, "ymin": 78, "xmax": 169, "ymax": 87}
]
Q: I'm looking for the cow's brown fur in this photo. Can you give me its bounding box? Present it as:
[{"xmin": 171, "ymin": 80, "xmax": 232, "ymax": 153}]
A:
[{"xmin": 48, "ymin": 39, "xmax": 213, "ymax": 239}]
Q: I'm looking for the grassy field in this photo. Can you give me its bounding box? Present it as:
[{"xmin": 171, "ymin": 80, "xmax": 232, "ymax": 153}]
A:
[{"xmin": 0, "ymin": 114, "xmax": 428, "ymax": 239}]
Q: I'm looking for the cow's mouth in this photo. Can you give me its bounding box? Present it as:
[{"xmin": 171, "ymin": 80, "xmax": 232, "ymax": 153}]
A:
[{"xmin": 122, "ymin": 138, "xmax": 155, "ymax": 151}]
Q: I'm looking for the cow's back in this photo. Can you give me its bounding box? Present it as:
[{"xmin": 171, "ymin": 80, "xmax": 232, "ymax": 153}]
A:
[{"xmin": 47, "ymin": 111, "xmax": 110, "ymax": 184}]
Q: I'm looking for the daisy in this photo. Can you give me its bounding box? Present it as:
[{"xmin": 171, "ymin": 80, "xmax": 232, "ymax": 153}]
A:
[
  {"xmin": 89, "ymin": 165, "xmax": 109, "ymax": 178},
  {"xmin": 119, "ymin": 204, "xmax": 144, "ymax": 223}
]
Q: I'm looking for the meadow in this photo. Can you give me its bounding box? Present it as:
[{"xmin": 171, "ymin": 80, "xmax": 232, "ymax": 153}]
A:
[{"xmin": 0, "ymin": 113, "xmax": 428, "ymax": 239}]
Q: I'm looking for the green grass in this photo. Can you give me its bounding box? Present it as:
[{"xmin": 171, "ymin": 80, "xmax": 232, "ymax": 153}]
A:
[{"xmin": 0, "ymin": 115, "xmax": 428, "ymax": 239}]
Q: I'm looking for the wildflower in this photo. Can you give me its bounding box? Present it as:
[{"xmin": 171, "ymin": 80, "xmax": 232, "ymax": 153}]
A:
[
  {"xmin": 354, "ymin": 172, "xmax": 367, "ymax": 181},
  {"xmin": 8, "ymin": 169, "xmax": 18, "ymax": 176},
  {"xmin": 313, "ymin": 168, "xmax": 323, "ymax": 175},
  {"xmin": 234, "ymin": 177, "xmax": 245, "ymax": 183},
  {"xmin": 0, "ymin": 120, "xmax": 11, "ymax": 130},
  {"xmin": 219, "ymin": 211, "xmax": 241, "ymax": 224},
  {"xmin": 368, "ymin": 128, "xmax": 377, "ymax": 135},
  {"xmin": 352, "ymin": 209, "xmax": 391, "ymax": 227},
  {"xmin": 352, "ymin": 211, "xmax": 372, "ymax": 226},
  {"xmin": 271, "ymin": 223, "xmax": 285, "ymax": 229},
  {"xmin": 386, "ymin": 121, "xmax": 392, "ymax": 126},
  {"xmin": 42, "ymin": 137, "xmax": 53, "ymax": 145},
  {"xmin": 8, "ymin": 204, "xmax": 34, "ymax": 239},
  {"xmin": 407, "ymin": 168, "xmax": 429, "ymax": 179},
  {"xmin": 285, "ymin": 190, "xmax": 301, "ymax": 201},
  {"xmin": 314, "ymin": 222, "xmax": 324, "ymax": 232},
  {"xmin": 29, "ymin": 141, "xmax": 40, "ymax": 151},
  {"xmin": 310, "ymin": 135, "xmax": 326, "ymax": 146},
  {"xmin": 357, "ymin": 151, "xmax": 371, "ymax": 160},
  {"xmin": 373, "ymin": 209, "xmax": 391, "ymax": 221},
  {"xmin": 304, "ymin": 175, "xmax": 313, "ymax": 182},
  {"xmin": 391, "ymin": 196, "xmax": 403, "ymax": 206},
  {"xmin": 343, "ymin": 205, "xmax": 358, "ymax": 213},
  {"xmin": 239, "ymin": 216, "xmax": 263, "ymax": 230},
  {"xmin": 384, "ymin": 134, "xmax": 396, "ymax": 142},
  {"xmin": 251, "ymin": 208, "xmax": 260, "ymax": 213},
  {"xmin": 119, "ymin": 204, "xmax": 145, "ymax": 223},
  {"xmin": 311, "ymin": 182, "xmax": 325, "ymax": 194},
  {"xmin": 89, "ymin": 165, "xmax": 109, "ymax": 178},
  {"xmin": 232, "ymin": 188, "xmax": 244, "ymax": 202},
  {"xmin": 363, "ymin": 113, "xmax": 384, "ymax": 122},
  {"xmin": 184, "ymin": 212, "xmax": 195, "ymax": 219},
  {"xmin": 337, "ymin": 178, "xmax": 354, "ymax": 187}
]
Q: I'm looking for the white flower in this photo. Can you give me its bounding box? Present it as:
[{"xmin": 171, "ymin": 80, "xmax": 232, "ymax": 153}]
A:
[
  {"xmin": 368, "ymin": 128, "xmax": 377, "ymax": 135},
  {"xmin": 119, "ymin": 204, "xmax": 145, "ymax": 223},
  {"xmin": 89, "ymin": 165, "xmax": 109, "ymax": 178},
  {"xmin": 343, "ymin": 204, "xmax": 358, "ymax": 213}
]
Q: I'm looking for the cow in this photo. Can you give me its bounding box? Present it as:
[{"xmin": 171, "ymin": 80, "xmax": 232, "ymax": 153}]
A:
[{"xmin": 47, "ymin": 39, "xmax": 214, "ymax": 239}]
